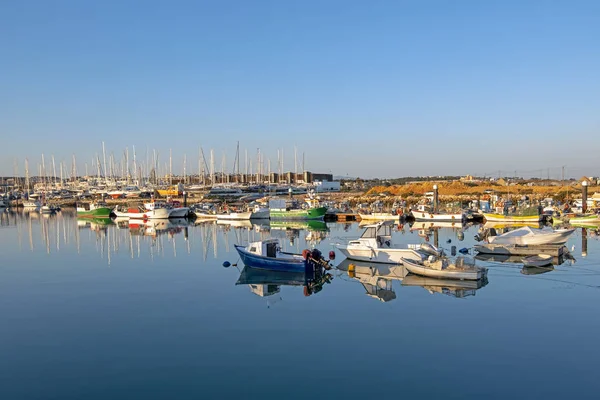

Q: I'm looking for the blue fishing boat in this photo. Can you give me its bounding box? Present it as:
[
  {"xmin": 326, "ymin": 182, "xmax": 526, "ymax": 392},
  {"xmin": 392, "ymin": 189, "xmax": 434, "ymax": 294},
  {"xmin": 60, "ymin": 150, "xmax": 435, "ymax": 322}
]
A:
[{"xmin": 234, "ymin": 238, "xmax": 330, "ymax": 273}]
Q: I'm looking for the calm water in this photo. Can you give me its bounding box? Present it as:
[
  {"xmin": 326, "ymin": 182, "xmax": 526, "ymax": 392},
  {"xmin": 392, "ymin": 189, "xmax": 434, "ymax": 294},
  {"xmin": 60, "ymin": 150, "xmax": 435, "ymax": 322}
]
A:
[{"xmin": 1, "ymin": 209, "xmax": 599, "ymax": 399}]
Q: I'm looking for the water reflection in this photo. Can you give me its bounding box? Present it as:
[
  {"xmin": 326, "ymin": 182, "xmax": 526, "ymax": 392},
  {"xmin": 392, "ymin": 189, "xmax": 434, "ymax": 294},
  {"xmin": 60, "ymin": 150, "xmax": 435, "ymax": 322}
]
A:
[
  {"xmin": 235, "ymin": 265, "xmax": 333, "ymax": 306},
  {"xmin": 336, "ymin": 258, "xmax": 489, "ymax": 301}
]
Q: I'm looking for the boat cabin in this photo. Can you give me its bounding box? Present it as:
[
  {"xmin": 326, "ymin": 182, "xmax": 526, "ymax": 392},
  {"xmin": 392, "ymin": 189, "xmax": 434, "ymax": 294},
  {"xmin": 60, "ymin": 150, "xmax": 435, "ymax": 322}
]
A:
[
  {"xmin": 351, "ymin": 221, "xmax": 393, "ymax": 248},
  {"xmin": 247, "ymin": 239, "xmax": 281, "ymax": 258}
]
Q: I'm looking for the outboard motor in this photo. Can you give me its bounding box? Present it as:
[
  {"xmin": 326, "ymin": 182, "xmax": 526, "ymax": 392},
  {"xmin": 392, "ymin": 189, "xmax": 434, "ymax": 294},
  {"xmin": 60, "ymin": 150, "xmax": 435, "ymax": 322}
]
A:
[{"xmin": 419, "ymin": 243, "xmax": 443, "ymax": 257}]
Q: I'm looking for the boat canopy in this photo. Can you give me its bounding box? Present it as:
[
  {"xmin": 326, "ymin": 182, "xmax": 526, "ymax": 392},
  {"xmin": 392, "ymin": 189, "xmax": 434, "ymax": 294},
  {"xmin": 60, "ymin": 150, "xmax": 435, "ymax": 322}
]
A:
[
  {"xmin": 360, "ymin": 221, "xmax": 393, "ymax": 239},
  {"xmin": 247, "ymin": 239, "xmax": 280, "ymax": 257}
]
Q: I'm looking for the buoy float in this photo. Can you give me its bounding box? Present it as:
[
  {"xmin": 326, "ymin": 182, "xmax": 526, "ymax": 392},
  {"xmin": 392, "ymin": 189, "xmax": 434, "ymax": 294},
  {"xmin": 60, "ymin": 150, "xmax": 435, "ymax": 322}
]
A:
[
  {"xmin": 222, "ymin": 261, "xmax": 231, "ymax": 268},
  {"xmin": 302, "ymin": 249, "xmax": 311, "ymax": 259}
]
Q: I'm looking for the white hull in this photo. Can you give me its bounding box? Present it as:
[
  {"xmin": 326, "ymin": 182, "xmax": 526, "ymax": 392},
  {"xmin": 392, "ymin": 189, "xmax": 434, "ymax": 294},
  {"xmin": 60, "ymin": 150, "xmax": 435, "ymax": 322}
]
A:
[
  {"xmin": 411, "ymin": 210, "xmax": 464, "ymax": 222},
  {"xmin": 23, "ymin": 200, "xmax": 41, "ymax": 208},
  {"xmin": 114, "ymin": 208, "xmax": 171, "ymax": 219},
  {"xmin": 359, "ymin": 213, "xmax": 398, "ymax": 221},
  {"xmin": 216, "ymin": 211, "xmax": 253, "ymax": 220},
  {"xmin": 488, "ymin": 227, "xmax": 575, "ymax": 246},
  {"xmin": 336, "ymin": 245, "xmax": 424, "ymax": 264},
  {"xmin": 194, "ymin": 212, "xmax": 218, "ymax": 219},
  {"xmin": 402, "ymin": 258, "xmax": 486, "ymax": 281},
  {"xmin": 168, "ymin": 207, "xmax": 190, "ymax": 218}
]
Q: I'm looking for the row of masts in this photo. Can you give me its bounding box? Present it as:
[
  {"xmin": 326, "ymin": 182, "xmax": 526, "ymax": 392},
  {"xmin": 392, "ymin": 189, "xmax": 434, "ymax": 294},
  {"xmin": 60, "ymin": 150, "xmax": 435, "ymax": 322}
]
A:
[{"xmin": 9, "ymin": 142, "xmax": 309, "ymax": 191}]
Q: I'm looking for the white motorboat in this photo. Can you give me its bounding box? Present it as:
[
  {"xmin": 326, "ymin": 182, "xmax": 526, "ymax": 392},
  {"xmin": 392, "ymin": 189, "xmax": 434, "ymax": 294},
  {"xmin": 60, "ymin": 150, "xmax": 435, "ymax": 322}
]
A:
[
  {"xmin": 144, "ymin": 200, "xmax": 189, "ymax": 218},
  {"xmin": 486, "ymin": 226, "xmax": 575, "ymax": 246},
  {"xmin": 522, "ymin": 254, "xmax": 553, "ymax": 268},
  {"xmin": 410, "ymin": 204, "xmax": 464, "ymax": 222},
  {"xmin": 334, "ymin": 221, "xmax": 442, "ymax": 264},
  {"xmin": 401, "ymin": 256, "xmax": 488, "ymax": 281}
]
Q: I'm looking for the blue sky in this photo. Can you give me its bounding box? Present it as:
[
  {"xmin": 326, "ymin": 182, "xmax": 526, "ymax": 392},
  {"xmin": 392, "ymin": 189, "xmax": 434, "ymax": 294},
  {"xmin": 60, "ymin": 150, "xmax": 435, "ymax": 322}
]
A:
[{"xmin": 1, "ymin": 0, "xmax": 598, "ymax": 179}]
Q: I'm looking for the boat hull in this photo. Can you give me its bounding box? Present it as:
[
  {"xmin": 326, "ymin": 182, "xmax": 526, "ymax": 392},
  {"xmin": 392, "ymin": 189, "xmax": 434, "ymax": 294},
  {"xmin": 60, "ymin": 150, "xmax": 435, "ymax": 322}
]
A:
[
  {"xmin": 402, "ymin": 258, "xmax": 487, "ymax": 280},
  {"xmin": 569, "ymin": 215, "xmax": 600, "ymax": 225},
  {"xmin": 483, "ymin": 213, "xmax": 542, "ymax": 222},
  {"xmin": 216, "ymin": 211, "xmax": 253, "ymax": 220},
  {"xmin": 358, "ymin": 213, "xmax": 398, "ymax": 221},
  {"xmin": 336, "ymin": 245, "xmax": 424, "ymax": 264},
  {"xmin": 234, "ymin": 245, "xmax": 307, "ymax": 272},
  {"xmin": 270, "ymin": 206, "xmax": 327, "ymax": 221},
  {"xmin": 114, "ymin": 208, "xmax": 171, "ymax": 219},
  {"xmin": 488, "ymin": 228, "xmax": 575, "ymax": 246},
  {"xmin": 77, "ymin": 207, "xmax": 113, "ymax": 218},
  {"xmin": 411, "ymin": 210, "xmax": 464, "ymax": 222}
]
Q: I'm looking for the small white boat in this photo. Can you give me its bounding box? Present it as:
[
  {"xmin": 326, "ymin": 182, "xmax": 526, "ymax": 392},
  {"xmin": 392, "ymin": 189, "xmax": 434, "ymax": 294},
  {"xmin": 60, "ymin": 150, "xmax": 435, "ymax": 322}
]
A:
[
  {"xmin": 358, "ymin": 212, "xmax": 398, "ymax": 221},
  {"xmin": 194, "ymin": 211, "xmax": 218, "ymax": 219},
  {"xmin": 401, "ymin": 256, "xmax": 488, "ymax": 281},
  {"xmin": 216, "ymin": 210, "xmax": 253, "ymax": 220},
  {"xmin": 144, "ymin": 200, "xmax": 189, "ymax": 218},
  {"xmin": 522, "ymin": 254, "xmax": 553, "ymax": 268},
  {"xmin": 410, "ymin": 204, "xmax": 464, "ymax": 222},
  {"xmin": 335, "ymin": 221, "xmax": 441, "ymax": 264},
  {"xmin": 486, "ymin": 226, "xmax": 575, "ymax": 246}
]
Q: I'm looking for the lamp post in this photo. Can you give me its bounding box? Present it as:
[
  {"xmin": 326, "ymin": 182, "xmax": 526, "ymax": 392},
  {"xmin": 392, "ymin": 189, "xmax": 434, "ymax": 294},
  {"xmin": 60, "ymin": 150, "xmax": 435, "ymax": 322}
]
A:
[
  {"xmin": 433, "ymin": 184, "xmax": 439, "ymax": 213},
  {"xmin": 582, "ymin": 180, "xmax": 588, "ymax": 214}
]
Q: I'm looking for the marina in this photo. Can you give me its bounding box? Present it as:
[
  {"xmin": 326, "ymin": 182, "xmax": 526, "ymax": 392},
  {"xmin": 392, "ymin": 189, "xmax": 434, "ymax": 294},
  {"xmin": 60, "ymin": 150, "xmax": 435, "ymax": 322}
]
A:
[
  {"xmin": 2, "ymin": 1, "xmax": 599, "ymax": 397},
  {"xmin": 1, "ymin": 203, "xmax": 600, "ymax": 398}
]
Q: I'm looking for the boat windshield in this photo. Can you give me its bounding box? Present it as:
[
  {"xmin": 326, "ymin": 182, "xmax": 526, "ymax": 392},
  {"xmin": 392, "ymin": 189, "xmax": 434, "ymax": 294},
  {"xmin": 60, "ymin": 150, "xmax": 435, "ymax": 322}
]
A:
[{"xmin": 360, "ymin": 227, "xmax": 377, "ymax": 238}]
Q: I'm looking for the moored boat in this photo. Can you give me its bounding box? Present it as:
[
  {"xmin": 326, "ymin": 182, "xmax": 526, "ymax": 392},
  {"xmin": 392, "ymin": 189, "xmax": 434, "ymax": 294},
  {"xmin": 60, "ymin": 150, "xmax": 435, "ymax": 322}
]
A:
[
  {"xmin": 485, "ymin": 226, "xmax": 575, "ymax": 246},
  {"xmin": 410, "ymin": 204, "xmax": 464, "ymax": 222},
  {"xmin": 77, "ymin": 201, "xmax": 112, "ymax": 218},
  {"xmin": 483, "ymin": 212, "xmax": 542, "ymax": 223},
  {"xmin": 234, "ymin": 238, "xmax": 331, "ymax": 272},
  {"xmin": 401, "ymin": 256, "xmax": 487, "ymax": 281},
  {"xmin": 358, "ymin": 212, "xmax": 398, "ymax": 221},
  {"xmin": 112, "ymin": 204, "xmax": 170, "ymax": 219},
  {"xmin": 335, "ymin": 221, "xmax": 441, "ymax": 264}
]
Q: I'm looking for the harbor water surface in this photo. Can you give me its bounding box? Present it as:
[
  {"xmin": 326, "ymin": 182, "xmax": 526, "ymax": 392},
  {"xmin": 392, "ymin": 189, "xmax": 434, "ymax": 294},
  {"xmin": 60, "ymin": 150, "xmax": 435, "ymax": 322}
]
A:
[{"xmin": 1, "ymin": 210, "xmax": 599, "ymax": 399}]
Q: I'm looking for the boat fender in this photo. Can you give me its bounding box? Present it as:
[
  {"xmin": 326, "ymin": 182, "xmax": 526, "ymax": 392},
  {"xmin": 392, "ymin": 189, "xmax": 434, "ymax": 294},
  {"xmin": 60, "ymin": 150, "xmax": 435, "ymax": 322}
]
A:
[
  {"xmin": 328, "ymin": 250, "xmax": 336, "ymax": 260},
  {"xmin": 302, "ymin": 249, "xmax": 311, "ymax": 259}
]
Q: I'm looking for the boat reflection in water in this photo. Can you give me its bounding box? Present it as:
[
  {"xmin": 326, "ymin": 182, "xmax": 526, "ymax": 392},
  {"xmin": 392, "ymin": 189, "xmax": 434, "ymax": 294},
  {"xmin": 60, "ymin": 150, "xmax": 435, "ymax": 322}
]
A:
[
  {"xmin": 120, "ymin": 218, "xmax": 190, "ymax": 238},
  {"xmin": 269, "ymin": 220, "xmax": 330, "ymax": 245},
  {"xmin": 401, "ymin": 275, "xmax": 488, "ymax": 298},
  {"xmin": 336, "ymin": 258, "xmax": 488, "ymax": 301},
  {"xmin": 77, "ymin": 217, "xmax": 114, "ymax": 234},
  {"xmin": 336, "ymin": 259, "xmax": 406, "ymax": 302},
  {"xmin": 235, "ymin": 265, "xmax": 333, "ymax": 306}
]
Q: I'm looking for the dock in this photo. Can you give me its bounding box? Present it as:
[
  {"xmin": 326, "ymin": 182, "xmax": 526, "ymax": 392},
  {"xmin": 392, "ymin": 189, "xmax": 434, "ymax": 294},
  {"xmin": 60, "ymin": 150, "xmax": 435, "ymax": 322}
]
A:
[
  {"xmin": 328, "ymin": 213, "xmax": 359, "ymax": 222},
  {"xmin": 474, "ymin": 244, "xmax": 567, "ymax": 257}
]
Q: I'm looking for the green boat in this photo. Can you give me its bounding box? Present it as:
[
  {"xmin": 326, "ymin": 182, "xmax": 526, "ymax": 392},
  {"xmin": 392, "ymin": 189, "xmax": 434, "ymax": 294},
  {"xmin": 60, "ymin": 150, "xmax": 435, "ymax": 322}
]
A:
[
  {"xmin": 269, "ymin": 206, "xmax": 327, "ymax": 221},
  {"xmin": 76, "ymin": 202, "xmax": 113, "ymax": 218}
]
